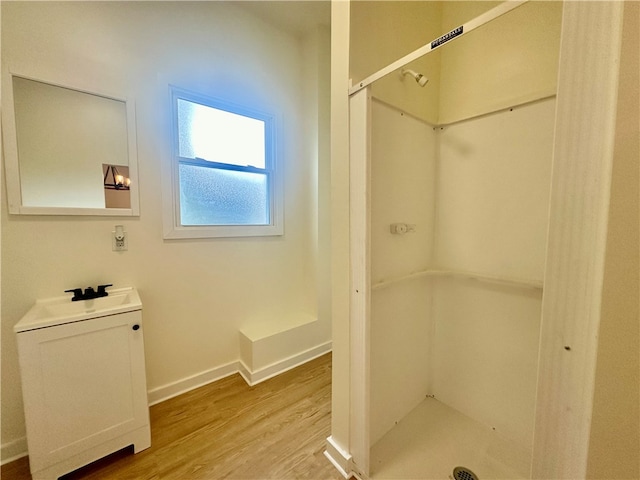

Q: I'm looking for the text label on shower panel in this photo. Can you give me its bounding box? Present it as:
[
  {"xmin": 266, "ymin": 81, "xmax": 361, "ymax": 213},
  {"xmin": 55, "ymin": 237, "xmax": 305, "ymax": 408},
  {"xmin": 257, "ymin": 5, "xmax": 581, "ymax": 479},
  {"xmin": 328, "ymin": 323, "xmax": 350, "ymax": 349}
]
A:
[{"xmin": 431, "ymin": 26, "xmax": 464, "ymax": 49}]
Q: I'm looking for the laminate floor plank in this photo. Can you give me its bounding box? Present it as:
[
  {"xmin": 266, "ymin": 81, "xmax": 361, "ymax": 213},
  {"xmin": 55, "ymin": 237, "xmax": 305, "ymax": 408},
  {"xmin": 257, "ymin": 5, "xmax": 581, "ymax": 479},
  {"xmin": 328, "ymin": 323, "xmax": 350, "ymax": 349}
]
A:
[{"xmin": 2, "ymin": 354, "xmax": 341, "ymax": 480}]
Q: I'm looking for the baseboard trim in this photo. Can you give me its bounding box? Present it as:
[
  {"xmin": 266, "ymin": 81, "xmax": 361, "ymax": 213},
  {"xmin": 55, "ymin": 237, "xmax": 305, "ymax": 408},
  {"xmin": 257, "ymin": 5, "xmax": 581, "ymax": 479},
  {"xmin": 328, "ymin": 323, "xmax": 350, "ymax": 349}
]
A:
[
  {"xmin": 147, "ymin": 360, "xmax": 240, "ymax": 406},
  {"xmin": 237, "ymin": 360, "xmax": 252, "ymax": 385},
  {"xmin": 239, "ymin": 341, "xmax": 332, "ymax": 386},
  {"xmin": 147, "ymin": 342, "xmax": 332, "ymax": 401},
  {"xmin": 5, "ymin": 346, "xmax": 333, "ymax": 464},
  {"xmin": 1, "ymin": 436, "xmax": 28, "ymax": 466},
  {"xmin": 325, "ymin": 436, "xmax": 353, "ymax": 479}
]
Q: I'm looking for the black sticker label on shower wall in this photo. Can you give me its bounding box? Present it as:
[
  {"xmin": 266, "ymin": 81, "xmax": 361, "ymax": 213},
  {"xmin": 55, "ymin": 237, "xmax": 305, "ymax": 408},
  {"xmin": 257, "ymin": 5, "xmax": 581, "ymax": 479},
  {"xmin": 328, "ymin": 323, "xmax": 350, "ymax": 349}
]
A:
[{"xmin": 431, "ymin": 25, "xmax": 464, "ymax": 49}]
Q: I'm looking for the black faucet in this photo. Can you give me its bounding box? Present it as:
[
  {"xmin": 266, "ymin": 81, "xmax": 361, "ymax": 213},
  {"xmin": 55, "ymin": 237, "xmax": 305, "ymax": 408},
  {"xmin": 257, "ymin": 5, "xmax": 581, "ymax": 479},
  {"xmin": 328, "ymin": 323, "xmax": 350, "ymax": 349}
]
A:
[{"xmin": 65, "ymin": 284, "xmax": 113, "ymax": 301}]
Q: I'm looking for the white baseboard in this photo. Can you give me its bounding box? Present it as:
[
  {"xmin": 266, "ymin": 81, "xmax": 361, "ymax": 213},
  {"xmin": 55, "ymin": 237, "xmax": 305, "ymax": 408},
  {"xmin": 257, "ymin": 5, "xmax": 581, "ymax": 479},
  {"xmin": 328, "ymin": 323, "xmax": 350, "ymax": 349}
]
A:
[
  {"xmin": 148, "ymin": 342, "xmax": 331, "ymax": 401},
  {"xmin": 238, "ymin": 341, "xmax": 332, "ymax": 386},
  {"xmin": 325, "ymin": 436, "xmax": 354, "ymax": 479},
  {"xmin": 147, "ymin": 360, "xmax": 240, "ymax": 406},
  {"xmin": 1, "ymin": 436, "xmax": 28, "ymax": 466},
  {"xmin": 237, "ymin": 360, "xmax": 252, "ymax": 385},
  {"xmin": 4, "ymin": 345, "xmax": 333, "ymax": 465}
]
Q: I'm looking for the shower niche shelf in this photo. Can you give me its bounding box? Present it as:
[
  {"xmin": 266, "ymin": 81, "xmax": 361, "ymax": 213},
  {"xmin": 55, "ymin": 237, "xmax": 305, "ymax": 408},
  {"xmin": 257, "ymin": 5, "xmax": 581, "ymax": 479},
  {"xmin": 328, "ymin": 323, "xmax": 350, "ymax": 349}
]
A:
[{"xmin": 371, "ymin": 268, "xmax": 543, "ymax": 291}]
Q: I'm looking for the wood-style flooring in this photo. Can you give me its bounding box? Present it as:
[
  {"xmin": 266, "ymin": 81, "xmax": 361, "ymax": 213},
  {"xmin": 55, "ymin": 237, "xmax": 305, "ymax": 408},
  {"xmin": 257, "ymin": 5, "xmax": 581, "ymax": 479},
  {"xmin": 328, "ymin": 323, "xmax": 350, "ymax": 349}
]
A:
[{"xmin": 1, "ymin": 354, "xmax": 342, "ymax": 480}]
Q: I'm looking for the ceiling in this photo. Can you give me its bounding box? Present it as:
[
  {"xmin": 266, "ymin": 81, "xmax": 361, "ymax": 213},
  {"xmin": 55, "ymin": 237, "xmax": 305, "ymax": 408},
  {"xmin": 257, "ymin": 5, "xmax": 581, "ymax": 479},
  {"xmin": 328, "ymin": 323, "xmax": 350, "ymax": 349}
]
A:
[{"xmin": 235, "ymin": 1, "xmax": 331, "ymax": 37}]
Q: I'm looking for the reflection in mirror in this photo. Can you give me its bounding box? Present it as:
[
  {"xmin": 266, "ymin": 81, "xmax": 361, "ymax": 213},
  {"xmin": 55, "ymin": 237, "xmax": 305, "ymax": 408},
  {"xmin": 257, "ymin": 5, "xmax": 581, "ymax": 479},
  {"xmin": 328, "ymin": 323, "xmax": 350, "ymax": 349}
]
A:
[
  {"xmin": 102, "ymin": 164, "xmax": 131, "ymax": 209},
  {"xmin": 3, "ymin": 74, "xmax": 139, "ymax": 215}
]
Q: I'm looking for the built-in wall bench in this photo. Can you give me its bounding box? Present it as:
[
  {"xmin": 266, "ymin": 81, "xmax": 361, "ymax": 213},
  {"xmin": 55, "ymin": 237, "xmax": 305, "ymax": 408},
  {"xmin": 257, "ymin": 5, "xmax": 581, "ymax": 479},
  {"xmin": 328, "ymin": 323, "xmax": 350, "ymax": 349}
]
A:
[{"xmin": 239, "ymin": 313, "xmax": 331, "ymax": 386}]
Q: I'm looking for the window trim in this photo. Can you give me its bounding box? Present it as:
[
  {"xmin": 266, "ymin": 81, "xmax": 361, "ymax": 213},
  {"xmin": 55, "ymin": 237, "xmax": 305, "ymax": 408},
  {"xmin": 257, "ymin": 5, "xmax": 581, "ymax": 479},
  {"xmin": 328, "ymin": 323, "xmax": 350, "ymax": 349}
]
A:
[{"xmin": 162, "ymin": 86, "xmax": 283, "ymax": 239}]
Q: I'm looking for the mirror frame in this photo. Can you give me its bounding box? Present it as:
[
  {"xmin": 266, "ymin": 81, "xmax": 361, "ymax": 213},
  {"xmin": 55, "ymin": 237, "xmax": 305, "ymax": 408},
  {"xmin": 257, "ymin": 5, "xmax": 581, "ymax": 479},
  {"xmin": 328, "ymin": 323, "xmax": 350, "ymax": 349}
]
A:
[{"xmin": 2, "ymin": 68, "xmax": 140, "ymax": 216}]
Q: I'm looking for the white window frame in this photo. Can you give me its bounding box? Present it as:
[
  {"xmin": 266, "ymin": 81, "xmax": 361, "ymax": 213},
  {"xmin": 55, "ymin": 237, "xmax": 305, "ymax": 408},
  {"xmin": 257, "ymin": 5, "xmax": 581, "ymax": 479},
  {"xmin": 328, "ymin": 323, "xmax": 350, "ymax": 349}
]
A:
[{"xmin": 162, "ymin": 86, "xmax": 283, "ymax": 239}]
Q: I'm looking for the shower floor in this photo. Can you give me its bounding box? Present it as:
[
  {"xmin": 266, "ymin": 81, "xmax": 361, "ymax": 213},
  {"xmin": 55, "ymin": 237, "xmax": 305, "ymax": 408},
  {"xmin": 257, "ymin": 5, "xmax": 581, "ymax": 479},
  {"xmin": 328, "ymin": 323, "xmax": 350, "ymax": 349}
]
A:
[{"xmin": 370, "ymin": 398, "xmax": 529, "ymax": 480}]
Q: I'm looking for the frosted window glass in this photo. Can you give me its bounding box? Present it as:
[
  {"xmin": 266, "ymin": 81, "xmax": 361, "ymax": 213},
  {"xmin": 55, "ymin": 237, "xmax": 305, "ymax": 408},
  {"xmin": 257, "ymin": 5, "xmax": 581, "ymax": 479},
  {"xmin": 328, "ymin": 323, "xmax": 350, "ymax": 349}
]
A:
[
  {"xmin": 179, "ymin": 163, "xmax": 269, "ymax": 226},
  {"xmin": 177, "ymin": 99, "xmax": 265, "ymax": 168}
]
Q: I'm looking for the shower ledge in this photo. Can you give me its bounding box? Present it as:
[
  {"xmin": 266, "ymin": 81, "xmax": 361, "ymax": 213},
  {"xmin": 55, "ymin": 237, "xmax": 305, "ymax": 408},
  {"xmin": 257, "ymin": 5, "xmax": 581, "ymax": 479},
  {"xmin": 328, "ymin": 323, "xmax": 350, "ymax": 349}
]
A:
[{"xmin": 371, "ymin": 269, "xmax": 543, "ymax": 291}]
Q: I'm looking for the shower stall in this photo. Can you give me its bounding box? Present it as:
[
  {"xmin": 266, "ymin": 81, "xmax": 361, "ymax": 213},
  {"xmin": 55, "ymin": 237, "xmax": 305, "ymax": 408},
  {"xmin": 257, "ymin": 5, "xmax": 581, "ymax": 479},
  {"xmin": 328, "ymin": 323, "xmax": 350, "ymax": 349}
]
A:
[
  {"xmin": 365, "ymin": 95, "xmax": 554, "ymax": 479},
  {"xmin": 333, "ymin": 1, "xmax": 628, "ymax": 479}
]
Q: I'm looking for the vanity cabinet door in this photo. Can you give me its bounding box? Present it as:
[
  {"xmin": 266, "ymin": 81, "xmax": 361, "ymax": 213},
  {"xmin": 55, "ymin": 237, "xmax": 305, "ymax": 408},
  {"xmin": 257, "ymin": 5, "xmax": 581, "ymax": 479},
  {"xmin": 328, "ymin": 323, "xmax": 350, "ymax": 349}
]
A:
[{"xmin": 16, "ymin": 310, "xmax": 150, "ymax": 476}]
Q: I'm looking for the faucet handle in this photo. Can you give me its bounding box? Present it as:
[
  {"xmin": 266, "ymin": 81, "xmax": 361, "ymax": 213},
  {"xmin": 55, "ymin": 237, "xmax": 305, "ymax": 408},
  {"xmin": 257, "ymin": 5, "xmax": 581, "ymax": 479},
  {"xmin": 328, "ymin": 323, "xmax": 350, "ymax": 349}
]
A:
[
  {"xmin": 97, "ymin": 284, "xmax": 113, "ymax": 296},
  {"xmin": 84, "ymin": 287, "xmax": 96, "ymax": 297},
  {"xmin": 65, "ymin": 288, "xmax": 83, "ymax": 301}
]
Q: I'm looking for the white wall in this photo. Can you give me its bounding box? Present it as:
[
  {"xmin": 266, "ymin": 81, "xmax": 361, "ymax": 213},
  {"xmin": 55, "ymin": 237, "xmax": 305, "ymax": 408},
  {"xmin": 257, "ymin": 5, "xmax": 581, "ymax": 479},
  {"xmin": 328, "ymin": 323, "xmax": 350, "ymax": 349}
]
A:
[
  {"xmin": 364, "ymin": 4, "xmax": 558, "ymax": 460},
  {"xmin": 430, "ymin": 99, "xmax": 555, "ymax": 474},
  {"xmin": 369, "ymin": 100, "xmax": 437, "ymax": 444},
  {"xmin": 430, "ymin": 6, "xmax": 559, "ymax": 468},
  {"xmin": 1, "ymin": 1, "xmax": 329, "ymax": 461},
  {"xmin": 371, "ymin": 101, "xmax": 437, "ymax": 284},
  {"xmin": 367, "ymin": 98, "xmax": 555, "ymax": 473},
  {"xmin": 435, "ymin": 99, "xmax": 555, "ymax": 281},
  {"xmin": 301, "ymin": 23, "xmax": 332, "ymax": 371},
  {"xmin": 431, "ymin": 279, "xmax": 542, "ymax": 447}
]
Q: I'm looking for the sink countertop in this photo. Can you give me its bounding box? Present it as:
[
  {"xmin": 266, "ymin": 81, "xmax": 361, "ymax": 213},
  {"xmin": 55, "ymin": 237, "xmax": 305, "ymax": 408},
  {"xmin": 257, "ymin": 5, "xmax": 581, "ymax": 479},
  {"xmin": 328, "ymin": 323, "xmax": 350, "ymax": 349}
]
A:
[{"xmin": 14, "ymin": 287, "xmax": 142, "ymax": 333}]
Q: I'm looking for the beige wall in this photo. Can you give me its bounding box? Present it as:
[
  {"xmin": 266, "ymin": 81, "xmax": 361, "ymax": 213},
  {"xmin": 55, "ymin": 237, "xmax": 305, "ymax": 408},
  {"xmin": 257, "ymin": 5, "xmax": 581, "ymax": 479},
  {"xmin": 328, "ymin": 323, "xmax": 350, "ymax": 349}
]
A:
[
  {"xmin": 350, "ymin": 1, "xmax": 443, "ymax": 124},
  {"xmin": 302, "ymin": 24, "xmax": 332, "ymax": 372},
  {"xmin": 349, "ymin": 1, "xmax": 440, "ymax": 85},
  {"xmin": 348, "ymin": 2, "xmax": 562, "ymax": 125},
  {"xmin": 587, "ymin": 2, "xmax": 640, "ymax": 478},
  {"xmin": 329, "ymin": 0, "xmax": 352, "ymax": 456},
  {"xmin": 1, "ymin": 1, "xmax": 329, "ymax": 460},
  {"xmin": 438, "ymin": 1, "xmax": 562, "ymax": 124}
]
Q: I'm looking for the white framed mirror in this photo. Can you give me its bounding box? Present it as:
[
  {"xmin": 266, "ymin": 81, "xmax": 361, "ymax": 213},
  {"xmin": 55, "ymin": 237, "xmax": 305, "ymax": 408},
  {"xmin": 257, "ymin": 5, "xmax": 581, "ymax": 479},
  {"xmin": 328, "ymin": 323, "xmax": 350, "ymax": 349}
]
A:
[{"xmin": 2, "ymin": 70, "xmax": 139, "ymax": 216}]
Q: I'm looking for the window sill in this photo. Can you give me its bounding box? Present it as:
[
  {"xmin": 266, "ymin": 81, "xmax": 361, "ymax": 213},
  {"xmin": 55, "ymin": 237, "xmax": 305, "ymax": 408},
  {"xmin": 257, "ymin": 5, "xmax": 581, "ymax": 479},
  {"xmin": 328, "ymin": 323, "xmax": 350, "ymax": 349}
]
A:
[{"xmin": 163, "ymin": 223, "xmax": 283, "ymax": 239}]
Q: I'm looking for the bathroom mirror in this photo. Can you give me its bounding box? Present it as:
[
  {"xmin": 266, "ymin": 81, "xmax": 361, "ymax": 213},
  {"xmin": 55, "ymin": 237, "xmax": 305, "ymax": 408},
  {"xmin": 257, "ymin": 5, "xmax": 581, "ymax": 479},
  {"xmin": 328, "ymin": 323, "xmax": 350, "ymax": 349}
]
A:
[{"xmin": 2, "ymin": 72, "xmax": 139, "ymax": 215}]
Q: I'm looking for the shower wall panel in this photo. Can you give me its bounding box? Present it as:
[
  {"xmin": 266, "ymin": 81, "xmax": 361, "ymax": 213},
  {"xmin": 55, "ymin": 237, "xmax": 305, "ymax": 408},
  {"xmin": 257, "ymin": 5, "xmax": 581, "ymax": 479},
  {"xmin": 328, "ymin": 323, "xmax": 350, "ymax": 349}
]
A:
[
  {"xmin": 371, "ymin": 100, "xmax": 437, "ymax": 283},
  {"xmin": 371, "ymin": 279, "xmax": 433, "ymax": 445},
  {"xmin": 435, "ymin": 98, "xmax": 556, "ymax": 281},
  {"xmin": 431, "ymin": 278, "xmax": 542, "ymax": 470},
  {"xmin": 430, "ymin": 99, "xmax": 555, "ymax": 472},
  {"xmin": 370, "ymin": 99, "xmax": 437, "ymax": 445}
]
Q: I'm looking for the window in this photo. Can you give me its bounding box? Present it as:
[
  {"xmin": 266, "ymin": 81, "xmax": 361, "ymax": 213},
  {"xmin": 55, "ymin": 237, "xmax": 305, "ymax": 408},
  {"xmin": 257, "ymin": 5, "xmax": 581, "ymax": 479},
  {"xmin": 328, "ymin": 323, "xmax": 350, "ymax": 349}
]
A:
[{"xmin": 163, "ymin": 87, "xmax": 282, "ymax": 238}]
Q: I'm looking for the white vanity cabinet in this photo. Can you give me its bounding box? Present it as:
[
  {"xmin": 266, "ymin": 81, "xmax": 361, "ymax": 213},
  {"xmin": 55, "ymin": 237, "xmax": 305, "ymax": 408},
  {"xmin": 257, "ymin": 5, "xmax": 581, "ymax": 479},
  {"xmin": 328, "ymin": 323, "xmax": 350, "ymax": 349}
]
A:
[{"xmin": 14, "ymin": 288, "xmax": 151, "ymax": 480}]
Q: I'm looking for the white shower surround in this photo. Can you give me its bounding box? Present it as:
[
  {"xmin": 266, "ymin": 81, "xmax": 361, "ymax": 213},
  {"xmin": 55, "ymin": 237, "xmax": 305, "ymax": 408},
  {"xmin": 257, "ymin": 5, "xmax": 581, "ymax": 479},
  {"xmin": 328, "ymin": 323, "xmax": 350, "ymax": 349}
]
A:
[
  {"xmin": 339, "ymin": 2, "xmax": 626, "ymax": 479},
  {"xmin": 367, "ymin": 98, "xmax": 555, "ymax": 477}
]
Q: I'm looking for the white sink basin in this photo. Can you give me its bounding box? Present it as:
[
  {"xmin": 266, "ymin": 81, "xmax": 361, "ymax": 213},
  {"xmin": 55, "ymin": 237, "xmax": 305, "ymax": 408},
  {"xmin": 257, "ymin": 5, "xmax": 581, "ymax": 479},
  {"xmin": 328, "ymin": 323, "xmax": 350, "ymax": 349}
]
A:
[{"xmin": 14, "ymin": 287, "xmax": 142, "ymax": 333}]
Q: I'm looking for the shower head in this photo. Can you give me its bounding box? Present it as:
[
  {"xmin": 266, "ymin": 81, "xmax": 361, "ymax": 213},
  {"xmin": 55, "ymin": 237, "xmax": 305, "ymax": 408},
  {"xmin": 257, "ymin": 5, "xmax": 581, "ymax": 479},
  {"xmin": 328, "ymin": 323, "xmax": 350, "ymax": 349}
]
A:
[{"xmin": 401, "ymin": 68, "xmax": 429, "ymax": 87}]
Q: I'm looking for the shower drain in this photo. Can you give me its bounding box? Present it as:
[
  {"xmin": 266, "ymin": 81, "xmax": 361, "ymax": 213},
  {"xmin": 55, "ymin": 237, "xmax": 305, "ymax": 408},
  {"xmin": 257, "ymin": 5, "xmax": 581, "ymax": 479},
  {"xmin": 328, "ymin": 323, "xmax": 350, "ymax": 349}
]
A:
[{"xmin": 452, "ymin": 466, "xmax": 479, "ymax": 480}]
